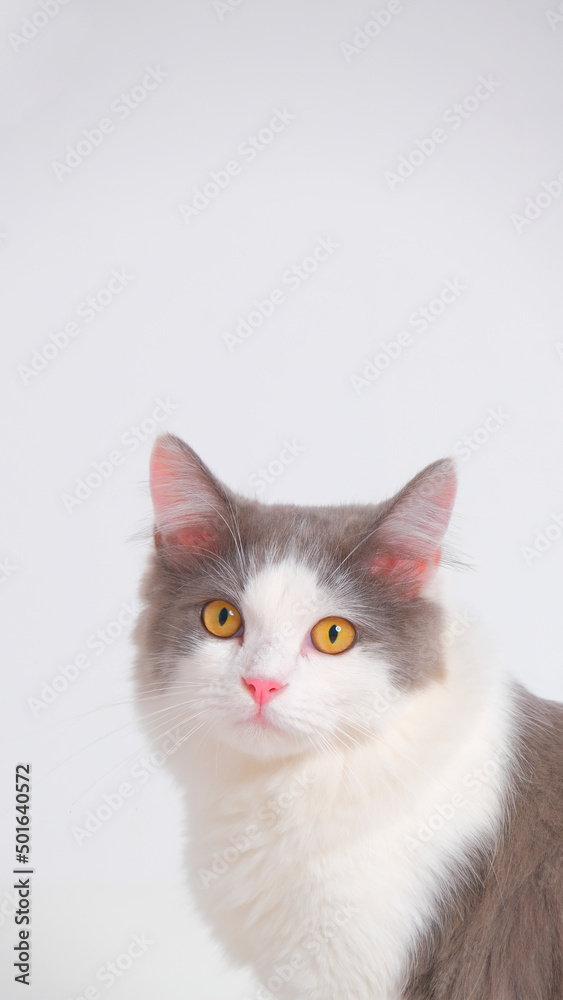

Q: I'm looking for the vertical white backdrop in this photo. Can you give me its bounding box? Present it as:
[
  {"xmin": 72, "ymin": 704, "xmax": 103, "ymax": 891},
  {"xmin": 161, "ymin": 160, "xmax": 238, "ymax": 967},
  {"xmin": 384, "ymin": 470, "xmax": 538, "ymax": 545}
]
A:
[{"xmin": 1, "ymin": 0, "xmax": 563, "ymax": 997}]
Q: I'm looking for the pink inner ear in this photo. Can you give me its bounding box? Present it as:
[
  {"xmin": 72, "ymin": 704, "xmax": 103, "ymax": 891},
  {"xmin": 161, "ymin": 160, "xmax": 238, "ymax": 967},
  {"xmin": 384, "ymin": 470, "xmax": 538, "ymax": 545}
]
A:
[
  {"xmin": 371, "ymin": 549, "xmax": 441, "ymax": 599},
  {"xmin": 432, "ymin": 479, "xmax": 457, "ymax": 522},
  {"xmin": 150, "ymin": 449, "xmax": 183, "ymax": 521},
  {"xmin": 150, "ymin": 442, "xmax": 217, "ymax": 553},
  {"xmin": 173, "ymin": 526, "xmax": 216, "ymax": 552}
]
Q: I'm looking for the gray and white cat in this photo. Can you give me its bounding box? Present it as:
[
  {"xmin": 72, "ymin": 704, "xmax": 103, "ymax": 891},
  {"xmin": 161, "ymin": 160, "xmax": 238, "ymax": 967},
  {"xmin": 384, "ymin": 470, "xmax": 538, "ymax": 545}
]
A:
[{"xmin": 133, "ymin": 433, "xmax": 563, "ymax": 1000}]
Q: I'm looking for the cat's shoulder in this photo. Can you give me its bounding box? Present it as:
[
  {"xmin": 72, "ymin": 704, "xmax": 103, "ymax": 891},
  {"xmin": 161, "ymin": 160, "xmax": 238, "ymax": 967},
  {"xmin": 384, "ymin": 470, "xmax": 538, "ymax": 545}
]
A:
[
  {"xmin": 403, "ymin": 685, "xmax": 563, "ymax": 999},
  {"xmin": 513, "ymin": 683, "xmax": 563, "ymax": 809},
  {"xmin": 505, "ymin": 685, "xmax": 563, "ymax": 889}
]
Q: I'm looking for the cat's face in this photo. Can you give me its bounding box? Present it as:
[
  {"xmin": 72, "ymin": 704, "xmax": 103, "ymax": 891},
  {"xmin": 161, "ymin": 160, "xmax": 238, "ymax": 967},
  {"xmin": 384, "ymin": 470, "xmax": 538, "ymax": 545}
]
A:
[{"xmin": 134, "ymin": 435, "xmax": 456, "ymax": 760}]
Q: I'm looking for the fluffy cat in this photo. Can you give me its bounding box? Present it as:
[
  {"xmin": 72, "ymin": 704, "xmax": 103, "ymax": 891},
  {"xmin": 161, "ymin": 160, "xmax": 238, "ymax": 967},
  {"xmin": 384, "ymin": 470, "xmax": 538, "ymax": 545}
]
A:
[{"xmin": 133, "ymin": 433, "xmax": 563, "ymax": 1000}]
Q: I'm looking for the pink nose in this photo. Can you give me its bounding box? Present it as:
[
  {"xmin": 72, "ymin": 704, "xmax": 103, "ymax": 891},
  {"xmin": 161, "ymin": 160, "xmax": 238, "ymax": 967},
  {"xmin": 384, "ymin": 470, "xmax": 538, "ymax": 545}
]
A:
[{"xmin": 243, "ymin": 677, "xmax": 285, "ymax": 706}]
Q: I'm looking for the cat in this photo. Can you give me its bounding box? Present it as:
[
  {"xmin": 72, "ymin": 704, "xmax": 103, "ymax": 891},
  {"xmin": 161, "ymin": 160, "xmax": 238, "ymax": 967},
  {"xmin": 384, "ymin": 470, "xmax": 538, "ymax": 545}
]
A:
[{"xmin": 133, "ymin": 432, "xmax": 563, "ymax": 1000}]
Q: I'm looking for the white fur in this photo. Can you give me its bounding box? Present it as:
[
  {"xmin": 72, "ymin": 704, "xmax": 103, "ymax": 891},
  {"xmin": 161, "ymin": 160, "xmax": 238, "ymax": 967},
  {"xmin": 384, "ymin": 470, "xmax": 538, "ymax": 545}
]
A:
[{"xmin": 139, "ymin": 559, "xmax": 515, "ymax": 1000}]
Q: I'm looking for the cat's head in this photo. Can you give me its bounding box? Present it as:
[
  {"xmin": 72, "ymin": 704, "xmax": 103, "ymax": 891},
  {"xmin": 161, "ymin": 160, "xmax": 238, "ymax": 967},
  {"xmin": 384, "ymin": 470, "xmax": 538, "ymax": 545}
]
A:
[{"xmin": 134, "ymin": 434, "xmax": 457, "ymax": 760}]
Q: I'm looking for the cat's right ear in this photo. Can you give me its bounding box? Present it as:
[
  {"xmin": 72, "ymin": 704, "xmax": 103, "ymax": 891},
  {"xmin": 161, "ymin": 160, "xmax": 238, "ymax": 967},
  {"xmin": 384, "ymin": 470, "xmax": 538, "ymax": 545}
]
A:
[{"xmin": 149, "ymin": 434, "xmax": 229, "ymax": 559}]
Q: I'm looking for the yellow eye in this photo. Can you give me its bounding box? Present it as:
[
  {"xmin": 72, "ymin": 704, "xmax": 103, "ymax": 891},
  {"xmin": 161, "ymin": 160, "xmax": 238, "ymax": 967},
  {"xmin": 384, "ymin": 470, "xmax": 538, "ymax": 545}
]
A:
[
  {"xmin": 311, "ymin": 617, "xmax": 356, "ymax": 655},
  {"xmin": 202, "ymin": 600, "xmax": 242, "ymax": 638}
]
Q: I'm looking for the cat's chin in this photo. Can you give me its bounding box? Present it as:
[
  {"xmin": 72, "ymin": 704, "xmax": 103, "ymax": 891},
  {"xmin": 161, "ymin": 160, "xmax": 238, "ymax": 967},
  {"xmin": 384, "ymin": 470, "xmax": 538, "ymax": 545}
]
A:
[{"xmin": 212, "ymin": 716, "xmax": 313, "ymax": 759}]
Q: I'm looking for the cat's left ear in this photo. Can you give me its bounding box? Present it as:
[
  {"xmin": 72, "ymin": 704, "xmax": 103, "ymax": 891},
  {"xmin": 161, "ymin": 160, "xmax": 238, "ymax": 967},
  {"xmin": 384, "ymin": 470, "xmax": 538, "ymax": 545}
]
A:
[{"xmin": 364, "ymin": 458, "xmax": 457, "ymax": 599}]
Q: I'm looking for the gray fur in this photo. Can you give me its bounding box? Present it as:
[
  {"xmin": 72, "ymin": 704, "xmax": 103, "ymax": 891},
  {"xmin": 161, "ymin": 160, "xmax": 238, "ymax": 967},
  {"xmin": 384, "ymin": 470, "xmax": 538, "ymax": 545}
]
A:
[{"xmin": 403, "ymin": 688, "xmax": 563, "ymax": 999}]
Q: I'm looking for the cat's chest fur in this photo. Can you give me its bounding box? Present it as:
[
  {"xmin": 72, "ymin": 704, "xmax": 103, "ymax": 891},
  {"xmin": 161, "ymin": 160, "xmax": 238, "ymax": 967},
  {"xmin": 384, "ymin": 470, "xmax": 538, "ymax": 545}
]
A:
[{"xmin": 174, "ymin": 659, "xmax": 510, "ymax": 1000}]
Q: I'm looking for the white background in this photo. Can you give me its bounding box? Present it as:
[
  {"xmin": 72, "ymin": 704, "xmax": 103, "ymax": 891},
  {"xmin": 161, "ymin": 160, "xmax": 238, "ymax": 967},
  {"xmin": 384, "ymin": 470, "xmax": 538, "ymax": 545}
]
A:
[{"xmin": 2, "ymin": 0, "xmax": 563, "ymax": 997}]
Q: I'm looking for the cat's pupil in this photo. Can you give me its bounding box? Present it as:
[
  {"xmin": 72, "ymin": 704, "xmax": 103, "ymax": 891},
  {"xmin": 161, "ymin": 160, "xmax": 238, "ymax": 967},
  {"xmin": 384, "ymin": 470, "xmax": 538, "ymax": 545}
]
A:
[
  {"xmin": 218, "ymin": 607, "xmax": 229, "ymax": 626},
  {"xmin": 329, "ymin": 624, "xmax": 341, "ymax": 643}
]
